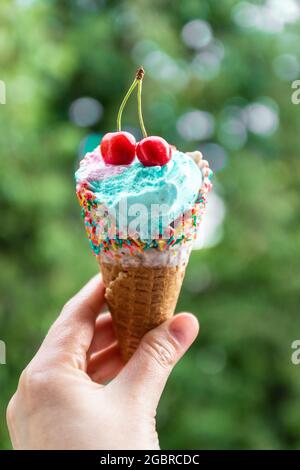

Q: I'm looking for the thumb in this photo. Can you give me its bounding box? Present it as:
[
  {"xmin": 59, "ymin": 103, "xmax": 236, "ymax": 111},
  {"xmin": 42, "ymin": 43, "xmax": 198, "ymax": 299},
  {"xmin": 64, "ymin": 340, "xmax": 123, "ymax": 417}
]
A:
[{"xmin": 115, "ymin": 313, "xmax": 199, "ymax": 410}]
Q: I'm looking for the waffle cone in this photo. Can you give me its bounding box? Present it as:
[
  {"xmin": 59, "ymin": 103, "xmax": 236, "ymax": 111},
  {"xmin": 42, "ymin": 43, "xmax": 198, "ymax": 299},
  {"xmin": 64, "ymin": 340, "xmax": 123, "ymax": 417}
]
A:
[{"xmin": 99, "ymin": 260, "xmax": 187, "ymax": 362}]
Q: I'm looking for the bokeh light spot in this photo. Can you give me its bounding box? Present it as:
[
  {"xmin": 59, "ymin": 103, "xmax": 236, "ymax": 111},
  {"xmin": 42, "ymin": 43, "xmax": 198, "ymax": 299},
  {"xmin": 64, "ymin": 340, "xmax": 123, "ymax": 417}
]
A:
[
  {"xmin": 191, "ymin": 51, "xmax": 221, "ymax": 81},
  {"xmin": 194, "ymin": 192, "xmax": 226, "ymax": 249},
  {"xmin": 273, "ymin": 54, "xmax": 300, "ymax": 81},
  {"xmin": 218, "ymin": 106, "xmax": 248, "ymax": 150},
  {"xmin": 243, "ymin": 101, "xmax": 279, "ymax": 136},
  {"xmin": 143, "ymin": 50, "xmax": 188, "ymax": 89},
  {"xmin": 233, "ymin": 0, "xmax": 300, "ymax": 33},
  {"xmin": 69, "ymin": 97, "xmax": 103, "ymax": 127},
  {"xmin": 181, "ymin": 19, "xmax": 213, "ymax": 50},
  {"xmin": 177, "ymin": 110, "xmax": 215, "ymax": 141}
]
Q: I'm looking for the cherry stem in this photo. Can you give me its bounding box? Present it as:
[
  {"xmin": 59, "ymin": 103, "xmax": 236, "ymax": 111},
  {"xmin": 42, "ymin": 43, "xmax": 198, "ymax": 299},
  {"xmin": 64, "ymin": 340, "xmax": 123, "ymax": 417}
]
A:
[
  {"xmin": 116, "ymin": 66, "xmax": 147, "ymax": 137},
  {"xmin": 117, "ymin": 77, "xmax": 138, "ymax": 132},
  {"xmin": 137, "ymin": 78, "xmax": 147, "ymax": 138}
]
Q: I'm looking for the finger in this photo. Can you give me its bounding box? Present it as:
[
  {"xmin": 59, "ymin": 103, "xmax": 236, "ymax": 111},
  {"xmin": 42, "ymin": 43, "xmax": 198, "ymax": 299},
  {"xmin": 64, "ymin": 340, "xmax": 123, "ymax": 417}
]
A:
[
  {"xmin": 112, "ymin": 313, "xmax": 199, "ymax": 410},
  {"xmin": 87, "ymin": 312, "xmax": 116, "ymax": 358},
  {"xmin": 87, "ymin": 343, "xmax": 124, "ymax": 384},
  {"xmin": 37, "ymin": 274, "xmax": 105, "ymax": 368}
]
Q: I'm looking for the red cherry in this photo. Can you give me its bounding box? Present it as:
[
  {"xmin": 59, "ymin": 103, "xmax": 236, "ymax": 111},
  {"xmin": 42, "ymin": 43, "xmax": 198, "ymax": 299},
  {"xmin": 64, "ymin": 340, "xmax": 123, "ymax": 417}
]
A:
[
  {"xmin": 100, "ymin": 131, "xmax": 136, "ymax": 165},
  {"xmin": 136, "ymin": 136, "xmax": 172, "ymax": 167}
]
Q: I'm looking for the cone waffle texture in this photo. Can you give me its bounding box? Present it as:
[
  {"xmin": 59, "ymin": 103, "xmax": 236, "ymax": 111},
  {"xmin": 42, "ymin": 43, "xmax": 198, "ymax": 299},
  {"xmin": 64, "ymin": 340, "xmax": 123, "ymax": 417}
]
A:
[{"xmin": 100, "ymin": 260, "xmax": 187, "ymax": 362}]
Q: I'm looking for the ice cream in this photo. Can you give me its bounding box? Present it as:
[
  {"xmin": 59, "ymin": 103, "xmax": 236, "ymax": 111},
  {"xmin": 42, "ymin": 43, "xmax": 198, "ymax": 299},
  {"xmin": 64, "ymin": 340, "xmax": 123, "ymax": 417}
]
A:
[{"xmin": 76, "ymin": 146, "xmax": 209, "ymax": 241}]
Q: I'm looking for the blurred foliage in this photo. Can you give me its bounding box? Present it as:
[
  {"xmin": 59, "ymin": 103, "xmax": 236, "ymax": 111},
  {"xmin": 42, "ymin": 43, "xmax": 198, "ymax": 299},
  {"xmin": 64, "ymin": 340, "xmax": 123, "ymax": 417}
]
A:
[{"xmin": 1, "ymin": 0, "xmax": 300, "ymax": 450}]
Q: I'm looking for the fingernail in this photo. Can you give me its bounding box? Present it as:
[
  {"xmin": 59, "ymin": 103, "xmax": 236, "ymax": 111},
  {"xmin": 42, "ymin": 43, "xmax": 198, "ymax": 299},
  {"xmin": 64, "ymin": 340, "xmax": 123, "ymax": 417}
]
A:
[{"xmin": 169, "ymin": 313, "xmax": 199, "ymax": 347}]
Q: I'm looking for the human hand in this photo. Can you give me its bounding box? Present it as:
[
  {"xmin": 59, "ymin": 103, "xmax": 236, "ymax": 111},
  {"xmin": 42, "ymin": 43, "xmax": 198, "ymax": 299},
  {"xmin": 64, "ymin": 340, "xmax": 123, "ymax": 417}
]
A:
[{"xmin": 7, "ymin": 274, "xmax": 199, "ymax": 450}]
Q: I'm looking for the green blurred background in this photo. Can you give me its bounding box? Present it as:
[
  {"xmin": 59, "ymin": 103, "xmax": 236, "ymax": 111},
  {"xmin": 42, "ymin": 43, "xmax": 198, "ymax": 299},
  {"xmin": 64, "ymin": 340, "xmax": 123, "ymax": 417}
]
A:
[{"xmin": 1, "ymin": 0, "xmax": 300, "ymax": 450}]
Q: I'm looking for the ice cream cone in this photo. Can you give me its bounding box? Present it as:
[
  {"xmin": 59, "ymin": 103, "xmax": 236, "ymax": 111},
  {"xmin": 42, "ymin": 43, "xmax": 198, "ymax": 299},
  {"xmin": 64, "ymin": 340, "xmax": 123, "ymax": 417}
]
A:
[
  {"xmin": 100, "ymin": 262, "xmax": 185, "ymax": 361},
  {"xmin": 98, "ymin": 244, "xmax": 192, "ymax": 361},
  {"xmin": 76, "ymin": 147, "xmax": 213, "ymax": 363}
]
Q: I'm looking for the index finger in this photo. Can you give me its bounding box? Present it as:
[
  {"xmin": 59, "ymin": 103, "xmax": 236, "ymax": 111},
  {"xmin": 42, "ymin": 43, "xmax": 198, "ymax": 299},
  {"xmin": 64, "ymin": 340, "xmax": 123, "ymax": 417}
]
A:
[{"xmin": 38, "ymin": 274, "xmax": 106, "ymax": 368}]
